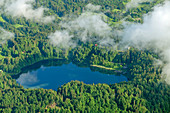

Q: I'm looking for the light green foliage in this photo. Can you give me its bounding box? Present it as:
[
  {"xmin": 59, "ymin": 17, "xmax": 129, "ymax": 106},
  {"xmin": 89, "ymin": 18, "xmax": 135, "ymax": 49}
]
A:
[
  {"xmin": 13, "ymin": 24, "xmax": 24, "ymax": 28},
  {"xmin": 0, "ymin": 0, "xmax": 169, "ymax": 112},
  {"xmin": 0, "ymin": 16, "xmax": 6, "ymax": 23}
]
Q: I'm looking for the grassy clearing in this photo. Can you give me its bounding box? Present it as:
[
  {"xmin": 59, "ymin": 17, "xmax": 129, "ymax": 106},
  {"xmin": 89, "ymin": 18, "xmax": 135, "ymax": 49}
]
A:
[
  {"xmin": 13, "ymin": 24, "xmax": 24, "ymax": 28},
  {"xmin": 0, "ymin": 55, "xmax": 5, "ymax": 59},
  {"xmin": 0, "ymin": 16, "xmax": 6, "ymax": 23},
  {"xmin": 90, "ymin": 65, "xmax": 116, "ymax": 70}
]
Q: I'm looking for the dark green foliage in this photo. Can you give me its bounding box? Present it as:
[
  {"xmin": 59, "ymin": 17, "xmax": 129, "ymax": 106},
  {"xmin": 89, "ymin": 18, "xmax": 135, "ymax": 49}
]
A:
[{"xmin": 0, "ymin": 0, "xmax": 169, "ymax": 112}]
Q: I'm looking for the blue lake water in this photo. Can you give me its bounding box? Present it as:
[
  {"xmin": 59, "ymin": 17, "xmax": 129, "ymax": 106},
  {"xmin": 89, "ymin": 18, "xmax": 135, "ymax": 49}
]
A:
[{"xmin": 16, "ymin": 63, "xmax": 128, "ymax": 90}]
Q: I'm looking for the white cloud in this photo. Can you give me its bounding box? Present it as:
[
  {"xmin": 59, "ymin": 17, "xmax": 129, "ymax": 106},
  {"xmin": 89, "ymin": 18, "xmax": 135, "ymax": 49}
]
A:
[
  {"xmin": 126, "ymin": 0, "xmax": 153, "ymax": 9},
  {"xmin": 0, "ymin": 28, "xmax": 14, "ymax": 44},
  {"xmin": 48, "ymin": 4, "xmax": 115, "ymax": 48},
  {"xmin": 62, "ymin": 12, "xmax": 112, "ymax": 42},
  {"xmin": 0, "ymin": 0, "xmax": 4, "ymax": 6},
  {"xmin": 48, "ymin": 30, "xmax": 75, "ymax": 48},
  {"xmin": 2, "ymin": 0, "xmax": 54, "ymax": 23},
  {"xmin": 85, "ymin": 3, "xmax": 101, "ymax": 12},
  {"xmin": 121, "ymin": 1, "xmax": 170, "ymax": 84}
]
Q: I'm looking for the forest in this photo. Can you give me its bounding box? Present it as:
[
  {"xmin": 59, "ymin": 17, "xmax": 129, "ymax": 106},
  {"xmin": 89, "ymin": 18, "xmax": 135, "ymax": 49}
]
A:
[{"xmin": 0, "ymin": 0, "xmax": 169, "ymax": 112}]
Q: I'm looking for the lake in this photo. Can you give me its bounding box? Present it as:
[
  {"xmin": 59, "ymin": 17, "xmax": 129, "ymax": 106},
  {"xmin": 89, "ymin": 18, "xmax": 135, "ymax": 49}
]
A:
[{"xmin": 16, "ymin": 61, "xmax": 128, "ymax": 90}]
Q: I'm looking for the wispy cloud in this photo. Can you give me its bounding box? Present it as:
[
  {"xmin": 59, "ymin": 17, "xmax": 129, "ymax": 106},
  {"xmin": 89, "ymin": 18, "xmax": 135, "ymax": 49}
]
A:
[
  {"xmin": 48, "ymin": 4, "xmax": 115, "ymax": 48},
  {"xmin": 0, "ymin": 28, "xmax": 14, "ymax": 44},
  {"xmin": 126, "ymin": 0, "xmax": 153, "ymax": 10},
  {"xmin": 1, "ymin": 0, "xmax": 54, "ymax": 23},
  {"xmin": 121, "ymin": 1, "xmax": 170, "ymax": 84}
]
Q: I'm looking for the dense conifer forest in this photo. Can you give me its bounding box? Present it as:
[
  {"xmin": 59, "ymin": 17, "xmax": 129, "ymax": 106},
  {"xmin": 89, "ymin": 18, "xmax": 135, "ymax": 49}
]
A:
[{"xmin": 0, "ymin": 0, "xmax": 169, "ymax": 112}]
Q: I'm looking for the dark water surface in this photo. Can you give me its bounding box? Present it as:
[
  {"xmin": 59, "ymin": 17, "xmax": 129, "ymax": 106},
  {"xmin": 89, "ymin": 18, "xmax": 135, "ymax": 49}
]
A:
[{"xmin": 16, "ymin": 61, "xmax": 128, "ymax": 90}]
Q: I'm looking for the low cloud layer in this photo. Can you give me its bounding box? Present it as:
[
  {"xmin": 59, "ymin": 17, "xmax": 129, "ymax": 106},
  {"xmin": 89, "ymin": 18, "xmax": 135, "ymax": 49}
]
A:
[
  {"xmin": 1, "ymin": 0, "xmax": 54, "ymax": 23},
  {"xmin": 48, "ymin": 30, "xmax": 75, "ymax": 48},
  {"xmin": 0, "ymin": 28, "xmax": 14, "ymax": 44},
  {"xmin": 122, "ymin": 1, "xmax": 170, "ymax": 84},
  {"xmin": 85, "ymin": 3, "xmax": 101, "ymax": 11},
  {"xmin": 0, "ymin": 0, "xmax": 4, "ymax": 6},
  {"xmin": 126, "ymin": 0, "xmax": 153, "ymax": 9},
  {"xmin": 48, "ymin": 4, "xmax": 115, "ymax": 48},
  {"xmin": 61, "ymin": 12, "xmax": 112, "ymax": 42}
]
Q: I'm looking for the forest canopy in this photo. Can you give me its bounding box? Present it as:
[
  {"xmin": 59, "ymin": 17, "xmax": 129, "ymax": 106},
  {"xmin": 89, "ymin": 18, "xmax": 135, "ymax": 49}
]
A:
[{"xmin": 0, "ymin": 0, "xmax": 169, "ymax": 112}]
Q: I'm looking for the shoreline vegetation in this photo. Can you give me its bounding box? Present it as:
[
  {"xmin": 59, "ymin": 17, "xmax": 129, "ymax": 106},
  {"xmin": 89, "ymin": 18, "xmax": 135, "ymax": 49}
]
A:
[
  {"xmin": 12, "ymin": 57, "xmax": 126, "ymax": 80},
  {"xmin": 11, "ymin": 58, "xmax": 66, "ymax": 78},
  {"xmin": 0, "ymin": 0, "xmax": 169, "ymax": 112},
  {"xmin": 8, "ymin": 57, "xmax": 65, "ymax": 76}
]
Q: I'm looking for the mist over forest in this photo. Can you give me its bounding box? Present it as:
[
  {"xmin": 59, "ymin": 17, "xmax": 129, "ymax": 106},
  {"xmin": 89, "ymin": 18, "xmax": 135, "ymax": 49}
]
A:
[
  {"xmin": 1, "ymin": 0, "xmax": 169, "ymax": 84},
  {"xmin": 0, "ymin": 0, "xmax": 169, "ymax": 112}
]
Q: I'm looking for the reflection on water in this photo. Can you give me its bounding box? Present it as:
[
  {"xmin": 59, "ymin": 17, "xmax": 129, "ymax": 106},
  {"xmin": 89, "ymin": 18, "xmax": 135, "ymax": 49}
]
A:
[
  {"xmin": 15, "ymin": 60, "xmax": 128, "ymax": 90},
  {"xmin": 24, "ymin": 83, "xmax": 49, "ymax": 89},
  {"xmin": 16, "ymin": 72, "xmax": 39, "ymax": 86}
]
